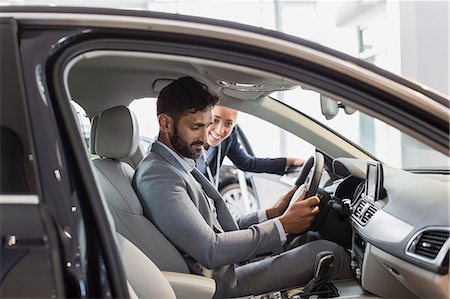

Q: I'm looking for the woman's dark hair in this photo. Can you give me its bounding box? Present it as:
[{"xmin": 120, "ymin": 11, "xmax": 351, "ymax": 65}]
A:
[{"xmin": 157, "ymin": 76, "xmax": 219, "ymax": 121}]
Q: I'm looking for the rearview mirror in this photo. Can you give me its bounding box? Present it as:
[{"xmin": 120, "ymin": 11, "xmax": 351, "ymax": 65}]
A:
[
  {"xmin": 320, "ymin": 94, "xmax": 339, "ymax": 120},
  {"xmin": 320, "ymin": 95, "xmax": 357, "ymax": 120},
  {"xmin": 320, "ymin": 95, "xmax": 339, "ymax": 120}
]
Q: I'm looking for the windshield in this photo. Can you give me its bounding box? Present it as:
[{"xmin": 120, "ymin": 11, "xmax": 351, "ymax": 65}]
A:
[{"xmin": 273, "ymin": 87, "xmax": 449, "ymax": 170}]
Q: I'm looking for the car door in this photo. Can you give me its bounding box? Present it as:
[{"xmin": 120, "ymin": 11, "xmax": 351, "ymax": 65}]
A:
[
  {"xmin": 0, "ymin": 17, "xmax": 129, "ymax": 298},
  {"xmin": 2, "ymin": 7, "xmax": 447, "ymax": 299},
  {"xmin": 0, "ymin": 19, "xmax": 66, "ymax": 298}
]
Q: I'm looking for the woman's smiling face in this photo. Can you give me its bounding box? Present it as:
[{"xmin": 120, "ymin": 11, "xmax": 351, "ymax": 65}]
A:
[{"xmin": 206, "ymin": 106, "xmax": 238, "ymax": 147}]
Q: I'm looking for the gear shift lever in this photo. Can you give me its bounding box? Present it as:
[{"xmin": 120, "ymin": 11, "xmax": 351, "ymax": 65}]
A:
[{"xmin": 302, "ymin": 251, "xmax": 335, "ymax": 294}]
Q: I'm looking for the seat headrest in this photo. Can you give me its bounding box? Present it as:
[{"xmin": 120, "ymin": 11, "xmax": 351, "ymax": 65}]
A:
[{"xmin": 95, "ymin": 106, "xmax": 139, "ymax": 159}]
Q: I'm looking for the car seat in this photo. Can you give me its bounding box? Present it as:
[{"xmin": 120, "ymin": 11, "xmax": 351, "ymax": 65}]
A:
[
  {"xmin": 92, "ymin": 105, "xmax": 190, "ymax": 273},
  {"xmin": 91, "ymin": 105, "xmax": 215, "ymax": 299}
]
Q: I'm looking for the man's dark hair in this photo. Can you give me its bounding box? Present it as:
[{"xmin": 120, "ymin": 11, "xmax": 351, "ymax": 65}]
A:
[{"xmin": 157, "ymin": 76, "xmax": 219, "ymax": 121}]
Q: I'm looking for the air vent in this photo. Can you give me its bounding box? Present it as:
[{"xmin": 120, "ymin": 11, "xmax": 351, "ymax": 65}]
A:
[
  {"xmin": 352, "ymin": 198, "xmax": 377, "ymax": 225},
  {"xmin": 361, "ymin": 205, "xmax": 377, "ymax": 223},
  {"xmin": 353, "ymin": 198, "xmax": 367, "ymax": 218},
  {"xmin": 410, "ymin": 230, "xmax": 449, "ymax": 260}
]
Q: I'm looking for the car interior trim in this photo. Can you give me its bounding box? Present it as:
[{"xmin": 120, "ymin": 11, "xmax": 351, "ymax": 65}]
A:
[
  {"xmin": 0, "ymin": 195, "xmax": 39, "ymax": 205},
  {"xmin": 367, "ymin": 244, "xmax": 449, "ymax": 298},
  {"xmin": 353, "ymin": 209, "xmax": 414, "ymax": 243},
  {"xmin": 405, "ymin": 226, "xmax": 450, "ymax": 266}
]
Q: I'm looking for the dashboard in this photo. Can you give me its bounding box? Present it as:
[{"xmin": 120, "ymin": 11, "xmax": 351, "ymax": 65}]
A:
[{"xmin": 330, "ymin": 158, "xmax": 449, "ymax": 298}]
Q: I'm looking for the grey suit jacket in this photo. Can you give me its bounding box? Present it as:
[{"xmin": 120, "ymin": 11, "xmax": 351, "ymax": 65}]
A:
[{"xmin": 133, "ymin": 142, "xmax": 283, "ymax": 297}]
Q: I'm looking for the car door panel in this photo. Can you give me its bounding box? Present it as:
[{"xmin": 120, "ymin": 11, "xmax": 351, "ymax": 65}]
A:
[
  {"xmin": 0, "ymin": 19, "xmax": 63, "ymax": 298},
  {"xmin": 0, "ymin": 202, "xmax": 56, "ymax": 298},
  {"xmin": 2, "ymin": 17, "xmax": 129, "ymax": 298}
]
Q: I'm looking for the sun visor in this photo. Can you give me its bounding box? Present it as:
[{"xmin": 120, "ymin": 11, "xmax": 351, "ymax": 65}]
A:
[
  {"xmin": 222, "ymin": 89, "xmax": 264, "ymax": 100},
  {"xmin": 205, "ymin": 68, "xmax": 296, "ymax": 101}
]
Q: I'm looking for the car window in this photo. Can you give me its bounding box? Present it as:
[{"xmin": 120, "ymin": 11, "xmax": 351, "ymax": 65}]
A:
[
  {"xmin": 129, "ymin": 97, "xmax": 159, "ymax": 152},
  {"xmin": 236, "ymin": 111, "xmax": 316, "ymax": 160},
  {"xmin": 272, "ymin": 87, "xmax": 450, "ymax": 170},
  {"xmin": 71, "ymin": 100, "xmax": 92, "ymax": 153},
  {"xmin": 130, "ymin": 97, "xmax": 316, "ymax": 162}
]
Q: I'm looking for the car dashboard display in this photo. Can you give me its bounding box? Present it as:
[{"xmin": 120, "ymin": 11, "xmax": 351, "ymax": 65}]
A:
[
  {"xmin": 365, "ymin": 161, "xmax": 384, "ymax": 202},
  {"xmin": 330, "ymin": 158, "xmax": 449, "ymax": 298}
]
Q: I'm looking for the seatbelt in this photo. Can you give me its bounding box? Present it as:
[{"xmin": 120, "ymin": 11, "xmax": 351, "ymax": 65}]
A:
[{"xmin": 190, "ymin": 168, "xmax": 225, "ymax": 232}]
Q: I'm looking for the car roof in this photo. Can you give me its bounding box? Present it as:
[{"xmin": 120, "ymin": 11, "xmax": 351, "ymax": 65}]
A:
[
  {"xmin": 1, "ymin": 5, "xmax": 448, "ymax": 106},
  {"xmin": 2, "ymin": 5, "xmax": 448, "ymax": 155}
]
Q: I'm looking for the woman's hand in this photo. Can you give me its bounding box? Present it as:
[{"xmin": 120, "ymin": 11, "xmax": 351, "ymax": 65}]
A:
[{"xmin": 287, "ymin": 157, "xmax": 305, "ymax": 166}]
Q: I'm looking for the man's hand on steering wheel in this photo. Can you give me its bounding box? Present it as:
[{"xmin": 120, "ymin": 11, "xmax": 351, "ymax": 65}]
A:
[
  {"xmin": 267, "ymin": 152, "xmax": 327, "ymax": 234},
  {"xmin": 286, "ymin": 152, "xmax": 327, "ymax": 233},
  {"xmin": 278, "ymin": 189, "xmax": 321, "ymax": 233}
]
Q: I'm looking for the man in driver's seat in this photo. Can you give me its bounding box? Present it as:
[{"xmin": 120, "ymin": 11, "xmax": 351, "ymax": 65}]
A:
[{"xmin": 133, "ymin": 76, "xmax": 352, "ymax": 298}]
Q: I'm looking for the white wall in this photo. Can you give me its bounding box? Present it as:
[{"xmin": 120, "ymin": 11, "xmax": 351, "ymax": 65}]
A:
[
  {"xmin": 399, "ymin": 1, "xmax": 449, "ymax": 95},
  {"xmin": 398, "ymin": 1, "xmax": 449, "ymax": 168}
]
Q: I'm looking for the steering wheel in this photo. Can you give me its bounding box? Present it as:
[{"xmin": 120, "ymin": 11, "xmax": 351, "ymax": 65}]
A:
[
  {"xmin": 294, "ymin": 152, "xmax": 324, "ymax": 198},
  {"xmin": 292, "ymin": 151, "xmax": 327, "ymax": 232}
]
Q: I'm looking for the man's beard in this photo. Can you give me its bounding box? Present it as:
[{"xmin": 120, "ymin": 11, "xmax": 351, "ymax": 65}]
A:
[{"xmin": 170, "ymin": 126, "xmax": 203, "ymax": 159}]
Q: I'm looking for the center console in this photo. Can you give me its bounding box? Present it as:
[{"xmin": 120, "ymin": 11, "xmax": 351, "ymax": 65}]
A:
[
  {"xmin": 350, "ymin": 161, "xmax": 384, "ymax": 282},
  {"xmin": 351, "ymin": 231, "xmax": 367, "ymax": 281}
]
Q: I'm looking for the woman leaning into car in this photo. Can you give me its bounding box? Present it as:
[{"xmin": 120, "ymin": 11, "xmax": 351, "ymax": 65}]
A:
[{"xmin": 196, "ymin": 105, "xmax": 304, "ymax": 189}]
